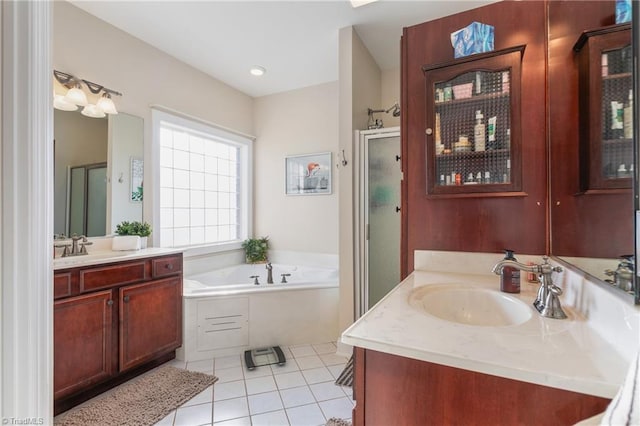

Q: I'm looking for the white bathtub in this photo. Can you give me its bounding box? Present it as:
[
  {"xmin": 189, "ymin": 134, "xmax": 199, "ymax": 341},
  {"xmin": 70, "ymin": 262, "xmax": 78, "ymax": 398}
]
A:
[
  {"xmin": 178, "ymin": 262, "xmax": 339, "ymax": 361},
  {"xmin": 184, "ymin": 263, "xmax": 339, "ymax": 297}
]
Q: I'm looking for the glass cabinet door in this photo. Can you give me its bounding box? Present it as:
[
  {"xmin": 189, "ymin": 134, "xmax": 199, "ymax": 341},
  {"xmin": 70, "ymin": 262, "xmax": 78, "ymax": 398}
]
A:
[
  {"xmin": 574, "ymin": 23, "xmax": 632, "ymax": 191},
  {"xmin": 423, "ymin": 45, "xmax": 525, "ymax": 196}
]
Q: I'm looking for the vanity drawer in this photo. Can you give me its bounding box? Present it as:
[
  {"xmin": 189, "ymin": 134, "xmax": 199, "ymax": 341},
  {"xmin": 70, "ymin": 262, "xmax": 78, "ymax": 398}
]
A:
[
  {"xmin": 152, "ymin": 255, "xmax": 182, "ymax": 278},
  {"xmin": 79, "ymin": 261, "xmax": 147, "ymax": 293},
  {"xmin": 54, "ymin": 272, "xmax": 73, "ymax": 299}
]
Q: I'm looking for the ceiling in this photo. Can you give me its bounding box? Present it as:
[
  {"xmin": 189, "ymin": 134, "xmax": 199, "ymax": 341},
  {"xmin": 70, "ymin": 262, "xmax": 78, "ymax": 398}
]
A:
[{"xmin": 70, "ymin": 0, "xmax": 498, "ymax": 98}]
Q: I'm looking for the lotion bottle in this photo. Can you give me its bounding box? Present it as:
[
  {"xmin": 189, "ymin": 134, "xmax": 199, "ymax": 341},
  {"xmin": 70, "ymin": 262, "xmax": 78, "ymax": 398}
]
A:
[
  {"xmin": 624, "ymin": 89, "xmax": 633, "ymax": 139},
  {"xmin": 500, "ymin": 249, "xmax": 521, "ymax": 293},
  {"xmin": 474, "ymin": 110, "xmax": 486, "ymax": 152}
]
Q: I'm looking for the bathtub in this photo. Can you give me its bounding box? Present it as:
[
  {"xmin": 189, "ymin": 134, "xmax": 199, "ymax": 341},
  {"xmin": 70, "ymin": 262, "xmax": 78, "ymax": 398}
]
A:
[{"xmin": 177, "ymin": 262, "xmax": 339, "ymax": 361}]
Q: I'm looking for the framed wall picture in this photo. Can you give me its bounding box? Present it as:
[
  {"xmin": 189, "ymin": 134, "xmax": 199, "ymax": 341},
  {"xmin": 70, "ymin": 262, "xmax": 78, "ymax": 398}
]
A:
[
  {"xmin": 130, "ymin": 157, "xmax": 143, "ymax": 202},
  {"xmin": 285, "ymin": 152, "xmax": 332, "ymax": 195}
]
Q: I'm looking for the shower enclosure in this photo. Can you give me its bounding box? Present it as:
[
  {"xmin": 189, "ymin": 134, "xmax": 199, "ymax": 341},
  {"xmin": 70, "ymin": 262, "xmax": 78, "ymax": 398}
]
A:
[{"xmin": 355, "ymin": 127, "xmax": 401, "ymax": 317}]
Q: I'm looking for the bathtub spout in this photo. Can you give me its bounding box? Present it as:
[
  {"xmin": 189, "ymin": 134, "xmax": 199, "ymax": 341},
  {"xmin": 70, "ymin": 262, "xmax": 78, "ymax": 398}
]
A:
[{"xmin": 266, "ymin": 262, "xmax": 274, "ymax": 284}]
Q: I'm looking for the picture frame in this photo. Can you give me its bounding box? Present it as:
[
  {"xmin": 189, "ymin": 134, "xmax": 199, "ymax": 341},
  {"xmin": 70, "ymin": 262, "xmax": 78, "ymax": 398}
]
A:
[
  {"xmin": 285, "ymin": 152, "xmax": 332, "ymax": 195},
  {"xmin": 130, "ymin": 157, "xmax": 144, "ymax": 202}
]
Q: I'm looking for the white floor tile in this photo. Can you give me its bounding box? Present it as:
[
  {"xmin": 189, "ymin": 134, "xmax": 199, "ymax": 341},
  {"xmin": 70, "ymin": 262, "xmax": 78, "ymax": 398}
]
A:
[
  {"xmin": 215, "ymin": 355, "xmax": 242, "ymax": 370},
  {"xmin": 243, "ymin": 365, "xmax": 274, "ymax": 379},
  {"xmin": 301, "ymin": 367, "xmax": 334, "ymax": 384},
  {"xmin": 154, "ymin": 410, "xmax": 176, "ymax": 426},
  {"xmin": 245, "ymin": 375, "xmax": 277, "ymax": 395},
  {"xmin": 274, "ymin": 371, "xmax": 307, "ymax": 390},
  {"xmin": 213, "ymin": 416, "xmax": 251, "ymax": 426},
  {"xmin": 318, "ymin": 397, "xmax": 354, "ymax": 420},
  {"xmin": 312, "ymin": 342, "xmax": 337, "ymax": 355},
  {"xmin": 215, "ymin": 367, "xmax": 245, "ymax": 383},
  {"xmin": 309, "ymin": 382, "xmax": 346, "ymax": 402},
  {"xmin": 213, "ymin": 397, "xmax": 249, "ymax": 423},
  {"xmin": 175, "ymin": 402, "xmax": 213, "ymax": 426},
  {"xmin": 270, "ymin": 358, "xmax": 299, "ymax": 374},
  {"xmin": 289, "ymin": 345, "xmax": 316, "ymax": 358},
  {"xmin": 251, "ymin": 409, "xmax": 290, "ymax": 426},
  {"xmin": 286, "ymin": 403, "xmax": 326, "ymax": 426},
  {"xmin": 279, "ymin": 386, "xmax": 316, "ymax": 408},
  {"xmin": 183, "ymin": 385, "xmax": 214, "ymax": 407},
  {"xmin": 214, "ymin": 380, "xmax": 246, "ymax": 402},
  {"xmin": 327, "ymin": 364, "xmax": 346, "ymax": 380},
  {"xmin": 340, "ymin": 385, "xmax": 353, "ymax": 399},
  {"xmin": 187, "ymin": 359, "xmax": 215, "ymax": 373},
  {"xmin": 247, "ymin": 390, "xmax": 284, "ymax": 415},
  {"xmin": 319, "ymin": 353, "xmax": 349, "ymax": 366},
  {"xmin": 295, "ymin": 355, "xmax": 324, "ymax": 370}
]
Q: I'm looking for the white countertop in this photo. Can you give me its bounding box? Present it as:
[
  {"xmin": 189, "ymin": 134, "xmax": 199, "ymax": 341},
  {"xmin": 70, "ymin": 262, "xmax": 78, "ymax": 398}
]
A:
[
  {"xmin": 53, "ymin": 247, "xmax": 183, "ymax": 270},
  {"xmin": 342, "ymin": 260, "xmax": 631, "ymax": 399}
]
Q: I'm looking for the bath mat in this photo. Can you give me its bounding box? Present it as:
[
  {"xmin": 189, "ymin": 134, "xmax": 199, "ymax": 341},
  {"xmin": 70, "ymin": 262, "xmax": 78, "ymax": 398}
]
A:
[
  {"xmin": 54, "ymin": 365, "xmax": 218, "ymax": 426},
  {"xmin": 326, "ymin": 418, "xmax": 352, "ymax": 426},
  {"xmin": 335, "ymin": 355, "xmax": 353, "ymax": 387}
]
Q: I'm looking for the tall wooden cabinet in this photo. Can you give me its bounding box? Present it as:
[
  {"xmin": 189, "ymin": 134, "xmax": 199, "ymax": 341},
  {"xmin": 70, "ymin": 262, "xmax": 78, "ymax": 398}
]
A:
[{"xmin": 53, "ymin": 253, "xmax": 183, "ymax": 414}]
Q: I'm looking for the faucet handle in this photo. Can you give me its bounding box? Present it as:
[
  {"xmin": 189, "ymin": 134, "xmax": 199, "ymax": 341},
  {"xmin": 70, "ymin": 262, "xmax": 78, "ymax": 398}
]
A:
[
  {"xmin": 280, "ymin": 273, "xmax": 291, "ymax": 283},
  {"xmin": 250, "ymin": 275, "xmax": 260, "ymax": 285}
]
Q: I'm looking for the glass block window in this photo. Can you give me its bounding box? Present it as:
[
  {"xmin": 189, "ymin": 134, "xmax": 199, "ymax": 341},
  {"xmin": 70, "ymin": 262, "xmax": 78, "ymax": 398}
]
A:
[{"xmin": 154, "ymin": 109, "xmax": 251, "ymax": 248}]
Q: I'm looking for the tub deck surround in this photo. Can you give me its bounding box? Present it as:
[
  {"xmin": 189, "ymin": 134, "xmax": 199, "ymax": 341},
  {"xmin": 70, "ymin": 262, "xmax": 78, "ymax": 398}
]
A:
[{"xmin": 342, "ymin": 251, "xmax": 640, "ymax": 399}]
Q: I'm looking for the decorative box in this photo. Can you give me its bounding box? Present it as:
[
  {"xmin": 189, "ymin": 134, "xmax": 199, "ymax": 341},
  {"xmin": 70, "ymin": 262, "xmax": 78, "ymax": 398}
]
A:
[
  {"xmin": 616, "ymin": 0, "xmax": 631, "ymax": 24},
  {"xmin": 451, "ymin": 21, "xmax": 495, "ymax": 59}
]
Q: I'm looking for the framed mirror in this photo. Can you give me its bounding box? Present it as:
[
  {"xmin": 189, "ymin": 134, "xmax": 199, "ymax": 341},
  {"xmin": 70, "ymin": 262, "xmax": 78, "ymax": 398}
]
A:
[
  {"xmin": 54, "ymin": 110, "xmax": 144, "ymax": 237},
  {"xmin": 548, "ymin": 0, "xmax": 637, "ymax": 303}
]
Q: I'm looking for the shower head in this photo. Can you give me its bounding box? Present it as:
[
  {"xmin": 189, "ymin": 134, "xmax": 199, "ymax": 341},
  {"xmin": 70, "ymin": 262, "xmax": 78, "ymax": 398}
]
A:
[{"xmin": 385, "ymin": 102, "xmax": 400, "ymax": 117}]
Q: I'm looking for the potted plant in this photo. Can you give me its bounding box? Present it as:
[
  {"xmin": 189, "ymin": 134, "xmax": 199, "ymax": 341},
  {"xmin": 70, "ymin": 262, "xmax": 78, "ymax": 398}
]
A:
[
  {"xmin": 241, "ymin": 236, "xmax": 269, "ymax": 264},
  {"xmin": 115, "ymin": 221, "xmax": 152, "ymax": 248}
]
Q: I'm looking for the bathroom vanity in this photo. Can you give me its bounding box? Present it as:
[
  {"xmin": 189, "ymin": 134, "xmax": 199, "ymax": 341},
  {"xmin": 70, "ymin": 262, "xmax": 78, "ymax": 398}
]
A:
[
  {"xmin": 53, "ymin": 249, "xmax": 183, "ymax": 414},
  {"xmin": 342, "ymin": 251, "xmax": 637, "ymax": 425}
]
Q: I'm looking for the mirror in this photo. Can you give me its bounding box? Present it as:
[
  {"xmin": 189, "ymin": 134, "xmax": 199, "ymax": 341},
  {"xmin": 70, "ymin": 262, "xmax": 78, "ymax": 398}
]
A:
[
  {"xmin": 548, "ymin": 0, "xmax": 636, "ymax": 301},
  {"xmin": 54, "ymin": 110, "xmax": 144, "ymax": 237}
]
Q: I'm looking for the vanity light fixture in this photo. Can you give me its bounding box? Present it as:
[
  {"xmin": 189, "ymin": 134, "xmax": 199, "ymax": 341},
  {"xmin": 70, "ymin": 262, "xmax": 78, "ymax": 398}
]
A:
[
  {"xmin": 250, "ymin": 66, "xmax": 266, "ymax": 76},
  {"xmin": 53, "ymin": 70, "xmax": 122, "ymax": 116}
]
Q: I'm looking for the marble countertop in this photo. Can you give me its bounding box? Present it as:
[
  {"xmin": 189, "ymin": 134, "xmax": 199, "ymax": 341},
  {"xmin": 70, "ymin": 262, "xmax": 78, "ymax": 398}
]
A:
[
  {"xmin": 342, "ymin": 267, "xmax": 628, "ymax": 399},
  {"xmin": 53, "ymin": 247, "xmax": 183, "ymax": 270}
]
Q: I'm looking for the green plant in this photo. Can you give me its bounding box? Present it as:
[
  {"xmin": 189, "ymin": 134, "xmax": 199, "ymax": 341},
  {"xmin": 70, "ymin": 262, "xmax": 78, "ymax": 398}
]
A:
[
  {"xmin": 241, "ymin": 236, "xmax": 269, "ymax": 263},
  {"xmin": 115, "ymin": 221, "xmax": 152, "ymax": 237}
]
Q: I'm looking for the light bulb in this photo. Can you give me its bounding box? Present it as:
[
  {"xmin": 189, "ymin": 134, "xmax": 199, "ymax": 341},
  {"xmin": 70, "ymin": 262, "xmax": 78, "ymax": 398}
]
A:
[
  {"xmin": 53, "ymin": 94, "xmax": 78, "ymax": 111},
  {"xmin": 80, "ymin": 104, "xmax": 106, "ymax": 118},
  {"xmin": 64, "ymin": 85, "xmax": 88, "ymax": 106},
  {"xmin": 96, "ymin": 93, "xmax": 118, "ymax": 115}
]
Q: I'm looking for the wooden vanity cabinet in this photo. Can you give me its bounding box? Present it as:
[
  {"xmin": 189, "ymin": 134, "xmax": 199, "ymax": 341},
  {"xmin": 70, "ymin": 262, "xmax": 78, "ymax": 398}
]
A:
[
  {"xmin": 352, "ymin": 347, "xmax": 610, "ymax": 426},
  {"xmin": 53, "ymin": 253, "xmax": 183, "ymax": 414}
]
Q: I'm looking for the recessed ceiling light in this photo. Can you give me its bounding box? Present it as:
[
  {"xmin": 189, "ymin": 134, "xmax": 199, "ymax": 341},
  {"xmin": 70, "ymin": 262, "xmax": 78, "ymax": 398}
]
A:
[
  {"xmin": 250, "ymin": 66, "xmax": 266, "ymax": 76},
  {"xmin": 350, "ymin": 0, "xmax": 378, "ymax": 8}
]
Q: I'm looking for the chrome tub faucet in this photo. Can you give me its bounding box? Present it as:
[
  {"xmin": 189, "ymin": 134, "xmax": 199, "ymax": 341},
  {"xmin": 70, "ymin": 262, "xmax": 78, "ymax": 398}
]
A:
[
  {"xmin": 492, "ymin": 256, "xmax": 567, "ymax": 319},
  {"xmin": 266, "ymin": 262, "xmax": 274, "ymax": 284}
]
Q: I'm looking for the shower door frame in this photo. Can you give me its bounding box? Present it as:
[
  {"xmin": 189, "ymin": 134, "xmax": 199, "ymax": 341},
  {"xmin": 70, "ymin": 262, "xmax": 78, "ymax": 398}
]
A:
[{"xmin": 355, "ymin": 127, "xmax": 401, "ymax": 319}]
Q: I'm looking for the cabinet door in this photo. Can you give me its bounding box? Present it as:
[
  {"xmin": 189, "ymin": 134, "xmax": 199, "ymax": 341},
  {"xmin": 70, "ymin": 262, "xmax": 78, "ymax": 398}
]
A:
[
  {"xmin": 423, "ymin": 45, "xmax": 524, "ymax": 196},
  {"xmin": 119, "ymin": 277, "xmax": 182, "ymax": 372},
  {"xmin": 54, "ymin": 290, "xmax": 114, "ymax": 399}
]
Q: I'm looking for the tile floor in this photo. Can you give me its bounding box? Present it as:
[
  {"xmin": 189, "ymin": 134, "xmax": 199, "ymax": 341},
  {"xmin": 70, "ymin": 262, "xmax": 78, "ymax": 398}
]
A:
[{"xmin": 155, "ymin": 342, "xmax": 353, "ymax": 426}]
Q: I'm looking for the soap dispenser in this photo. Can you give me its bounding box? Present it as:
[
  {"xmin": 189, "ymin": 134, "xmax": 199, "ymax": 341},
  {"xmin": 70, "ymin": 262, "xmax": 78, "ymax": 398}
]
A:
[{"xmin": 500, "ymin": 249, "xmax": 521, "ymax": 293}]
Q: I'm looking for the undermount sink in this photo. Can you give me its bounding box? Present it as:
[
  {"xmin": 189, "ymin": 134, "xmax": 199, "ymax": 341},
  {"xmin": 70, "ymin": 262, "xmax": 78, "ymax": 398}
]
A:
[{"xmin": 408, "ymin": 284, "xmax": 532, "ymax": 327}]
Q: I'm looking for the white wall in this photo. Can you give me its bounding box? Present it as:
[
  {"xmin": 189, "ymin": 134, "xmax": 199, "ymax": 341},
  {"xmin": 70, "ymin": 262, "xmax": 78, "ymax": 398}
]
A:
[
  {"xmin": 381, "ymin": 67, "xmax": 401, "ymax": 129},
  {"xmin": 253, "ymin": 82, "xmax": 339, "ymax": 254},
  {"xmin": 338, "ymin": 27, "xmax": 382, "ymax": 336},
  {"xmin": 53, "ymin": 2, "xmax": 254, "ymax": 230}
]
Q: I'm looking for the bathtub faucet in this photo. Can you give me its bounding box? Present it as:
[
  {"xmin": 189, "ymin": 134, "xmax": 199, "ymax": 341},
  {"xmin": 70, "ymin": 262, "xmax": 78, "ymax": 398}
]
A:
[{"xmin": 266, "ymin": 262, "xmax": 274, "ymax": 284}]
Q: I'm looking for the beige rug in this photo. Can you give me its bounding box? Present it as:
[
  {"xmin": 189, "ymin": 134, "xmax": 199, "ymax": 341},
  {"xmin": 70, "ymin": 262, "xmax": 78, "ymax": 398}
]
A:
[
  {"xmin": 326, "ymin": 418, "xmax": 352, "ymax": 426},
  {"xmin": 54, "ymin": 365, "xmax": 218, "ymax": 426}
]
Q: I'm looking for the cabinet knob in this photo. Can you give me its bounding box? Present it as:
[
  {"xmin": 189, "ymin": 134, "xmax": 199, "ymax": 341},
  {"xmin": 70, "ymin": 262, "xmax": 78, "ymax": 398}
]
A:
[
  {"xmin": 165, "ymin": 264, "xmax": 173, "ymax": 270},
  {"xmin": 123, "ymin": 295, "xmax": 130, "ymax": 303},
  {"xmin": 107, "ymin": 300, "xmax": 113, "ymax": 306},
  {"xmin": 425, "ymin": 128, "xmax": 433, "ymax": 135}
]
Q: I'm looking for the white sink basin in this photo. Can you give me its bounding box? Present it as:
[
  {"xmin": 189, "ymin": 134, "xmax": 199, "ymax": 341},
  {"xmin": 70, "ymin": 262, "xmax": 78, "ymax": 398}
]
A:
[{"xmin": 408, "ymin": 284, "xmax": 532, "ymax": 327}]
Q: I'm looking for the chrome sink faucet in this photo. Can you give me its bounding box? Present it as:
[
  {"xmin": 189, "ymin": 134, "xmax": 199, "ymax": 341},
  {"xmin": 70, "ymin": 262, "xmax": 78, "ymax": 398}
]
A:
[
  {"xmin": 55, "ymin": 234, "xmax": 92, "ymax": 258},
  {"xmin": 266, "ymin": 262, "xmax": 274, "ymax": 284},
  {"xmin": 492, "ymin": 256, "xmax": 567, "ymax": 319}
]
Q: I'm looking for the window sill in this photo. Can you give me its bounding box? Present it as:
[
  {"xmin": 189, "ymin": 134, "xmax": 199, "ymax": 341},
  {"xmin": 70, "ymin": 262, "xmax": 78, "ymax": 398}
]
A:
[{"xmin": 180, "ymin": 241, "xmax": 243, "ymax": 258}]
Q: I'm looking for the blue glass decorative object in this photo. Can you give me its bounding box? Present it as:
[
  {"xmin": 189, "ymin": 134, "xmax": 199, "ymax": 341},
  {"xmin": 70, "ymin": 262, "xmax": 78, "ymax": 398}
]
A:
[{"xmin": 450, "ymin": 22, "xmax": 495, "ymax": 59}]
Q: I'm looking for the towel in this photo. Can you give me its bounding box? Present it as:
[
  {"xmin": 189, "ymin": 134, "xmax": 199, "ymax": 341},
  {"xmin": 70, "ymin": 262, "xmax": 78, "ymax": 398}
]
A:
[{"xmin": 600, "ymin": 349, "xmax": 640, "ymax": 425}]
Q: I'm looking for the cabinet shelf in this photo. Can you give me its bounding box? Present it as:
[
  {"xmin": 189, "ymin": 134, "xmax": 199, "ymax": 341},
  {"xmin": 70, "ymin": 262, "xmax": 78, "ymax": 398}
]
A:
[
  {"xmin": 435, "ymin": 92, "xmax": 509, "ymax": 108},
  {"xmin": 436, "ymin": 148, "xmax": 510, "ymax": 160},
  {"xmin": 603, "ymin": 72, "xmax": 632, "ymax": 81}
]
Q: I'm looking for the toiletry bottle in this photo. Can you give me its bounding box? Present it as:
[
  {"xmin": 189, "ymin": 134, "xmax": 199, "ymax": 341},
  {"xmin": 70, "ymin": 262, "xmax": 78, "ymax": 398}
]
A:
[
  {"xmin": 474, "ymin": 111, "xmax": 486, "ymax": 152},
  {"xmin": 624, "ymin": 89, "xmax": 633, "ymax": 139},
  {"xmin": 500, "ymin": 249, "xmax": 521, "ymax": 293}
]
